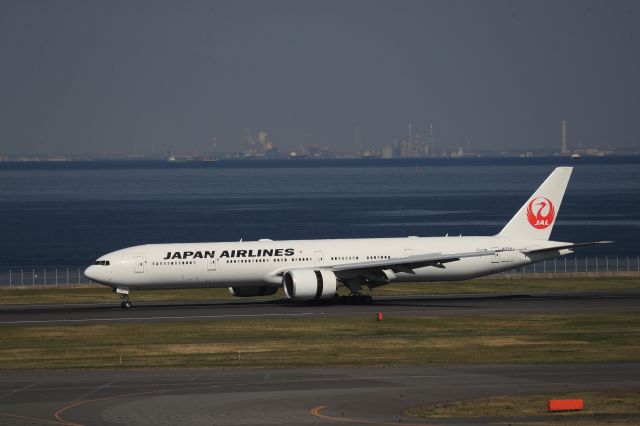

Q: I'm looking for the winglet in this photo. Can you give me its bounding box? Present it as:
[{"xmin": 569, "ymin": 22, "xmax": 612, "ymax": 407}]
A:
[{"xmin": 498, "ymin": 167, "xmax": 572, "ymax": 240}]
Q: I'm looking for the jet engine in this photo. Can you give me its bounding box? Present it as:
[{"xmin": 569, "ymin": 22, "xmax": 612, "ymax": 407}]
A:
[
  {"xmin": 282, "ymin": 269, "xmax": 337, "ymax": 301},
  {"xmin": 228, "ymin": 285, "xmax": 279, "ymax": 297}
]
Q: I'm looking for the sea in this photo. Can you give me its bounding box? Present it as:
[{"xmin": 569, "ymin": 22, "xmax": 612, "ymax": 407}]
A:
[{"xmin": 0, "ymin": 157, "xmax": 638, "ymax": 269}]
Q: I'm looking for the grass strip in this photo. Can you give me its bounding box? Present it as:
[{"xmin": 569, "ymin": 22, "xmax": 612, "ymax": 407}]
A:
[
  {"xmin": 405, "ymin": 390, "xmax": 640, "ymax": 421},
  {"xmin": 372, "ymin": 277, "xmax": 640, "ymax": 296},
  {"xmin": 0, "ymin": 313, "xmax": 638, "ymax": 370},
  {"xmin": 0, "ymin": 286, "xmax": 243, "ymax": 304},
  {"xmin": 1, "ymin": 278, "xmax": 639, "ymax": 305}
]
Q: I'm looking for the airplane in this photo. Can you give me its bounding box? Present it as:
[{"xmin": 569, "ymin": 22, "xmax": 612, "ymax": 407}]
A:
[{"xmin": 84, "ymin": 166, "xmax": 608, "ymax": 309}]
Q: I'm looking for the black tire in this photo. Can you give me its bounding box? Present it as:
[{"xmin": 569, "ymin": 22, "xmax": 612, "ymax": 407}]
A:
[{"xmin": 121, "ymin": 300, "xmax": 132, "ymax": 309}]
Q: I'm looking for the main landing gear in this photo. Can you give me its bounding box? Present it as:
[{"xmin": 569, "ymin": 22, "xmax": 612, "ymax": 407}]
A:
[
  {"xmin": 336, "ymin": 280, "xmax": 374, "ymax": 305},
  {"xmin": 114, "ymin": 287, "xmax": 133, "ymax": 309},
  {"xmin": 334, "ymin": 294, "xmax": 374, "ymax": 305}
]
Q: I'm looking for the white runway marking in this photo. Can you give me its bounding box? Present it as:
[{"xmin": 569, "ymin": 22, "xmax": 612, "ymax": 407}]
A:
[
  {"xmin": 0, "ymin": 383, "xmax": 36, "ymax": 401},
  {"xmin": 0, "ymin": 312, "xmax": 327, "ymax": 325}
]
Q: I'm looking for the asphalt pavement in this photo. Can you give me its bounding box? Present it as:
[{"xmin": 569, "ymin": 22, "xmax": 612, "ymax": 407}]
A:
[
  {"xmin": 1, "ymin": 291, "xmax": 639, "ymax": 325},
  {"xmin": 1, "ymin": 291, "xmax": 639, "ymax": 425},
  {"xmin": 1, "ymin": 363, "xmax": 639, "ymax": 425}
]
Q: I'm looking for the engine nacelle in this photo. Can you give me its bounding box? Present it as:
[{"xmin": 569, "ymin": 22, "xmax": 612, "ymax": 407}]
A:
[
  {"xmin": 228, "ymin": 285, "xmax": 279, "ymax": 297},
  {"xmin": 282, "ymin": 269, "xmax": 337, "ymax": 301}
]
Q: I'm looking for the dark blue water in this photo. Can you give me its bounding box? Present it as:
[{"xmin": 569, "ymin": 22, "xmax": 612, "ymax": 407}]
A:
[{"xmin": 1, "ymin": 158, "xmax": 638, "ymax": 268}]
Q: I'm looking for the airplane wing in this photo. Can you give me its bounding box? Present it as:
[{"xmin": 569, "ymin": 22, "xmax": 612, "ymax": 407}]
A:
[
  {"xmin": 521, "ymin": 241, "xmax": 612, "ymax": 255},
  {"xmin": 326, "ymin": 250, "xmax": 496, "ymax": 275}
]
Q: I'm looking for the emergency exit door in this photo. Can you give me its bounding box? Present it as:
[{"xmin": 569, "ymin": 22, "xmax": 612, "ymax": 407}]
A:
[
  {"xmin": 133, "ymin": 256, "xmax": 145, "ymax": 273},
  {"xmin": 207, "ymin": 259, "xmax": 217, "ymax": 271}
]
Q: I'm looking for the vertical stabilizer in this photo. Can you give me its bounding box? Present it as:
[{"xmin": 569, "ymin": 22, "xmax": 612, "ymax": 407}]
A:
[{"xmin": 498, "ymin": 167, "xmax": 572, "ymax": 240}]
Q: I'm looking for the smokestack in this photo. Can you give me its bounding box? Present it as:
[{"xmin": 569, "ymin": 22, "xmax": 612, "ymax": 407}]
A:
[
  {"xmin": 408, "ymin": 122, "xmax": 414, "ymax": 155},
  {"xmin": 561, "ymin": 120, "xmax": 568, "ymax": 154},
  {"xmin": 428, "ymin": 122, "xmax": 434, "ymax": 157}
]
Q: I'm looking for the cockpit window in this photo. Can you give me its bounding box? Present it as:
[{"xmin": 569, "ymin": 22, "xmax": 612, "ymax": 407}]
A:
[{"xmin": 93, "ymin": 260, "xmax": 110, "ymax": 266}]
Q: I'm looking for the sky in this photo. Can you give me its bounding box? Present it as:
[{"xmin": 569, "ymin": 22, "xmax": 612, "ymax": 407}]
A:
[{"xmin": 1, "ymin": 0, "xmax": 639, "ymax": 155}]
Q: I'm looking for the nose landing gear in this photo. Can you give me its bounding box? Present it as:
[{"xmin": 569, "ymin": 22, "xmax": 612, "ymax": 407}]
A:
[{"xmin": 114, "ymin": 287, "xmax": 133, "ymax": 309}]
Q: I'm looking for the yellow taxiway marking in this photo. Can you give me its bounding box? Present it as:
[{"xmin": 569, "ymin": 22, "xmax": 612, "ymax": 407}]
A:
[{"xmin": 310, "ymin": 404, "xmax": 438, "ymax": 425}]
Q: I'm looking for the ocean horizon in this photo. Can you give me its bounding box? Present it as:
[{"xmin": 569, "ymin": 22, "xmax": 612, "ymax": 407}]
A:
[{"xmin": 1, "ymin": 157, "xmax": 638, "ymax": 268}]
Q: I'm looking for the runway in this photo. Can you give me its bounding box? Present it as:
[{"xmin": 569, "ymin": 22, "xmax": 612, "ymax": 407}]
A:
[
  {"xmin": 1, "ymin": 291, "xmax": 639, "ymax": 325},
  {"xmin": 0, "ymin": 363, "xmax": 639, "ymax": 425}
]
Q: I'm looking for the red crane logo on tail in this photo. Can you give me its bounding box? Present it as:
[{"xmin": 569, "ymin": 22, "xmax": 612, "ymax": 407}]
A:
[{"xmin": 526, "ymin": 197, "xmax": 555, "ymax": 229}]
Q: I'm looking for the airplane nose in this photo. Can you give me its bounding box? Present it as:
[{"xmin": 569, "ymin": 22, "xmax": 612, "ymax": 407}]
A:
[
  {"xmin": 84, "ymin": 265, "xmax": 111, "ymax": 284},
  {"xmin": 84, "ymin": 265, "xmax": 97, "ymax": 281}
]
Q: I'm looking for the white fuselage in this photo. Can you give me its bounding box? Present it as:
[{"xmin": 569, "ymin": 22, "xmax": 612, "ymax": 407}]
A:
[
  {"xmin": 84, "ymin": 235, "xmax": 569, "ymax": 291},
  {"xmin": 84, "ymin": 167, "xmax": 590, "ymax": 304}
]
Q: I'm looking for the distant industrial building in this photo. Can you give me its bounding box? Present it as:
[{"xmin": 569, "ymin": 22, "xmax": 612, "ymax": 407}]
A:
[
  {"xmin": 561, "ymin": 120, "xmax": 569, "ymax": 154},
  {"xmin": 243, "ymin": 128, "xmax": 278, "ymax": 158},
  {"xmin": 387, "ymin": 122, "xmax": 435, "ymax": 158}
]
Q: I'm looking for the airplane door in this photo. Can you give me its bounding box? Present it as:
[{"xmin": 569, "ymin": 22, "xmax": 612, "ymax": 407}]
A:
[
  {"xmin": 314, "ymin": 251, "xmax": 323, "ymax": 267},
  {"xmin": 404, "ymin": 249, "xmax": 413, "ymax": 257},
  {"xmin": 207, "ymin": 259, "xmax": 216, "ymax": 271},
  {"xmin": 133, "ymin": 256, "xmax": 145, "ymax": 273},
  {"xmin": 491, "ymin": 252, "xmax": 500, "ymax": 263}
]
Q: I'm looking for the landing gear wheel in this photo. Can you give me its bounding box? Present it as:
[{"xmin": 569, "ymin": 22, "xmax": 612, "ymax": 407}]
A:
[
  {"xmin": 335, "ymin": 294, "xmax": 373, "ymax": 305},
  {"xmin": 115, "ymin": 287, "xmax": 132, "ymax": 309},
  {"xmin": 339, "ymin": 294, "xmax": 373, "ymax": 305}
]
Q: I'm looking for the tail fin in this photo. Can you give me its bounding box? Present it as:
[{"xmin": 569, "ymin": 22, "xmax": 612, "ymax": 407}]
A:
[{"xmin": 498, "ymin": 167, "xmax": 572, "ymax": 240}]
